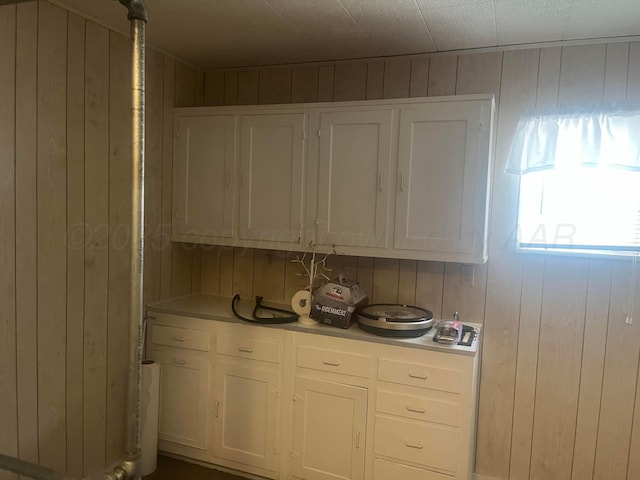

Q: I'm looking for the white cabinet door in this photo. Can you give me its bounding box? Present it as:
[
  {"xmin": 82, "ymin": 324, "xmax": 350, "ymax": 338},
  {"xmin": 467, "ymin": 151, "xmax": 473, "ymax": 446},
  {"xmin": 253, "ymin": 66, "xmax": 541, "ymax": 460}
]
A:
[
  {"xmin": 149, "ymin": 348, "xmax": 210, "ymax": 450},
  {"xmin": 212, "ymin": 360, "xmax": 280, "ymax": 473},
  {"xmin": 394, "ymin": 101, "xmax": 492, "ymax": 262},
  {"xmin": 239, "ymin": 112, "xmax": 306, "ymax": 246},
  {"xmin": 291, "ymin": 376, "xmax": 367, "ymax": 480},
  {"xmin": 173, "ymin": 115, "xmax": 236, "ymax": 241},
  {"xmin": 316, "ymin": 109, "xmax": 393, "ymax": 248}
]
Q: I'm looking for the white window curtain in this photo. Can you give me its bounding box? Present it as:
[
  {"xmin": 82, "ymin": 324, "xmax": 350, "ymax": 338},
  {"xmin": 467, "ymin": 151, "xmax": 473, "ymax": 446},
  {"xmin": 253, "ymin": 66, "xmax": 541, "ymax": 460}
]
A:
[{"xmin": 505, "ymin": 104, "xmax": 640, "ymax": 174}]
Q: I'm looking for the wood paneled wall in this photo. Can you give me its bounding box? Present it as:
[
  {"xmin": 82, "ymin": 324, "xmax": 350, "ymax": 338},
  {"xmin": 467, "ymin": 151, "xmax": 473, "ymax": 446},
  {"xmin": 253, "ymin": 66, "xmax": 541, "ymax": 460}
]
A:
[
  {"xmin": 201, "ymin": 44, "xmax": 640, "ymax": 480},
  {"xmin": 0, "ymin": 1, "xmax": 202, "ymax": 477}
]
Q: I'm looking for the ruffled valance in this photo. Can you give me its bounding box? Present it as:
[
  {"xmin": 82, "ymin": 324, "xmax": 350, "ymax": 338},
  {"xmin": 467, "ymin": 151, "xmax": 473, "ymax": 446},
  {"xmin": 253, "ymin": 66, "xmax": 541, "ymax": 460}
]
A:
[{"xmin": 505, "ymin": 104, "xmax": 640, "ymax": 174}]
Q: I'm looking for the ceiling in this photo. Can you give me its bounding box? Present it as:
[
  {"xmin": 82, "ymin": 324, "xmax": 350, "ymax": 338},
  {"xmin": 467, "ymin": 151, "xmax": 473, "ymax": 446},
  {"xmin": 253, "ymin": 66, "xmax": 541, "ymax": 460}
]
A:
[{"xmin": 51, "ymin": 0, "xmax": 640, "ymax": 69}]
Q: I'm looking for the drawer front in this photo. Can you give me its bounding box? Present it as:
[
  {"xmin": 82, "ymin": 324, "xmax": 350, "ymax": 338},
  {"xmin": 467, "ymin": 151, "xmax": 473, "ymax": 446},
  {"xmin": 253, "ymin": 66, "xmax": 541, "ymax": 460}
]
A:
[
  {"xmin": 378, "ymin": 358, "xmax": 462, "ymax": 393},
  {"xmin": 216, "ymin": 334, "xmax": 281, "ymax": 364},
  {"xmin": 296, "ymin": 345, "xmax": 372, "ymax": 378},
  {"xmin": 373, "ymin": 458, "xmax": 453, "ymax": 480},
  {"xmin": 151, "ymin": 325, "xmax": 211, "ymax": 352},
  {"xmin": 376, "ymin": 390, "xmax": 459, "ymax": 427},
  {"xmin": 374, "ymin": 415, "xmax": 458, "ymax": 473}
]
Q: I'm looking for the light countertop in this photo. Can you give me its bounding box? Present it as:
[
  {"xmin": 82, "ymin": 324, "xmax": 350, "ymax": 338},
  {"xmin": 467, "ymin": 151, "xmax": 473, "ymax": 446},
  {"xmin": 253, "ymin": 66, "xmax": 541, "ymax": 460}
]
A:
[{"xmin": 147, "ymin": 294, "xmax": 482, "ymax": 356}]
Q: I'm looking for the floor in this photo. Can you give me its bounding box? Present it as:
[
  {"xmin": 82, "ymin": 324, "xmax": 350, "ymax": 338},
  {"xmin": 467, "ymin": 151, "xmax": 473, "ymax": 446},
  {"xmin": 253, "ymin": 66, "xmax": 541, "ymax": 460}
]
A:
[{"xmin": 143, "ymin": 455, "xmax": 245, "ymax": 480}]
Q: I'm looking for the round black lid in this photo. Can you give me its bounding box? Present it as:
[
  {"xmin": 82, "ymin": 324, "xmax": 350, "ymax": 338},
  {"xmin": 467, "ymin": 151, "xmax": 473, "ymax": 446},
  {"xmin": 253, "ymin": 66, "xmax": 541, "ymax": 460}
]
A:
[{"xmin": 357, "ymin": 304, "xmax": 433, "ymax": 323}]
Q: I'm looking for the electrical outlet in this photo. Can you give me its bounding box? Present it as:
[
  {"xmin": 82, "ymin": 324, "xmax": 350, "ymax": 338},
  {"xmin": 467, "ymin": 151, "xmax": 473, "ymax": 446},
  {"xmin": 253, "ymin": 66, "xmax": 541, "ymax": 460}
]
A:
[{"xmin": 461, "ymin": 265, "xmax": 475, "ymax": 287}]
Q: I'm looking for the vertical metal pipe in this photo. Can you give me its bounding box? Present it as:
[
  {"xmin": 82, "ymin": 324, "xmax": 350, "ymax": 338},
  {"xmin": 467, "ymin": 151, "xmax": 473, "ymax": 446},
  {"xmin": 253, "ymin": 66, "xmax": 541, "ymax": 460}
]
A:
[{"xmin": 125, "ymin": 16, "xmax": 145, "ymax": 468}]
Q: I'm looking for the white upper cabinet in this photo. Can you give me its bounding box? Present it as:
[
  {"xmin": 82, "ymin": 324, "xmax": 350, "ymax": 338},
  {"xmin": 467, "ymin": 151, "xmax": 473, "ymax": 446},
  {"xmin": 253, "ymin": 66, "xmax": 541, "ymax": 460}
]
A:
[
  {"xmin": 239, "ymin": 112, "xmax": 306, "ymax": 246},
  {"xmin": 173, "ymin": 115, "xmax": 236, "ymax": 242},
  {"xmin": 315, "ymin": 109, "xmax": 393, "ymax": 249},
  {"xmin": 394, "ymin": 100, "xmax": 493, "ymax": 263},
  {"xmin": 172, "ymin": 95, "xmax": 494, "ymax": 263}
]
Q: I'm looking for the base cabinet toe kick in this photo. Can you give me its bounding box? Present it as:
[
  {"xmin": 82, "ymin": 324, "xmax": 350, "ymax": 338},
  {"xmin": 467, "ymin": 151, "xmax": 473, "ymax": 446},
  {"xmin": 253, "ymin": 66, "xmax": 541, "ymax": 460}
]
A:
[{"xmin": 146, "ymin": 309, "xmax": 481, "ymax": 480}]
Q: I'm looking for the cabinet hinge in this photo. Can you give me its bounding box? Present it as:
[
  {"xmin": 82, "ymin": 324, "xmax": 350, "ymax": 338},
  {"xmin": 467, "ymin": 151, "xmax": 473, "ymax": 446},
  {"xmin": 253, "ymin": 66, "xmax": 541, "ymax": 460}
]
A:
[
  {"xmin": 293, "ymin": 393, "xmax": 303, "ymax": 402},
  {"xmin": 272, "ymin": 389, "xmax": 282, "ymax": 399},
  {"xmin": 289, "ymin": 451, "xmax": 301, "ymax": 459},
  {"xmin": 317, "ymin": 129, "xmax": 321, "ymax": 137}
]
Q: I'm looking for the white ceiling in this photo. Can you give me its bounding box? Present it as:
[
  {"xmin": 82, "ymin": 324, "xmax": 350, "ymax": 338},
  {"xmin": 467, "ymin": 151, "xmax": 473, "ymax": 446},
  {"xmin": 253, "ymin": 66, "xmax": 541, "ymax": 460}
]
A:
[{"xmin": 51, "ymin": 0, "xmax": 640, "ymax": 69}]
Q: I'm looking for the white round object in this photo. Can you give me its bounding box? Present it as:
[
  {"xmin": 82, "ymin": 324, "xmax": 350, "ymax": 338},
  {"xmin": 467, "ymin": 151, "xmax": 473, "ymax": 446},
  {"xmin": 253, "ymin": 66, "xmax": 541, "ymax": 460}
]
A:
[{"xmin": 291, "ymin": 290, "xmax": 316, "ymax": 326}]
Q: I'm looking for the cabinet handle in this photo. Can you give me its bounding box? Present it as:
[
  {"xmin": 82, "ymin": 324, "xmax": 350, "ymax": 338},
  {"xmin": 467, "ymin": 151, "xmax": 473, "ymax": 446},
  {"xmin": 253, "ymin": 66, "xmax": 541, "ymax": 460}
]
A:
[
  {"xmin": 171, "ymin": 358, "xmax": 186, "ymax": 366},
  {"xmin": 171, "ymin": 336, "xmax": 186, "ymax": 342},
  {"xmin": 215, "ymin": 401, "xmax": 220, "ymax": 418},
  {"xmin": 378, "ymin": 172, "xmax": 383, "ymax": 192},
  {"xmin": 322, "ymin": 359, "xmax": 341, "ymax": 367},
  {"xmin": 238, "ymin": 346, "xmax": 254, "ymax": 353},
  {"xmin": 356, "ymin": 431, "xmax": 361, "ymax": 449},
  {"xmin": 406, "ymin": 406, "xmax": 426, "ymax": 414},
  {"xmin": 225, "ymin": 170, "xmax": 231, "ymax": 187},
  {"xmin": 242, "ymin": 173, "xmax": 247, "ymax": 189},
  {"xmin": 400, "ymin": 173, "xmax": 406, "ymax": 192},
  {"xmin": 405, "ymin": 441, "xmax": 424, "ymax": 450},
  {"xmin": 408, "ymin": 372, "xmax": 428, "ymax": 380}
]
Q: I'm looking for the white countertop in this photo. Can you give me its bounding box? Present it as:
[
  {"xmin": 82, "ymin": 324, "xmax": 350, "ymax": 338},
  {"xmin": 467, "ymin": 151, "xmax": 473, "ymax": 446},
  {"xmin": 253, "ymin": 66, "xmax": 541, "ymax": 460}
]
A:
[{"xmin": 146, "ymin": 294, "xmax": 482, "ymax": 356}]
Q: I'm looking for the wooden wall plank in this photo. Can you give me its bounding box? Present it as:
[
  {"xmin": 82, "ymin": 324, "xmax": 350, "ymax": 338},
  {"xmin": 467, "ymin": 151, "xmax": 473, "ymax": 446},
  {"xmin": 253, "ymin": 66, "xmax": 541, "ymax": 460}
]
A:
[
  {"xmin": 366, "ymin": 60, "xmax": 384, "ymax": 100},
  {"xmin": 259, "ymin": 67, "xmax": 292, "ymax": 104},
  {"xmin": 174, "ymin": 60, "xmax": 196, "ymax": 107},
  {"xmin": 195, "ymin": 71, "xmax": 205, "ymax": 106},
  {"xmin": 224, "ymin": 71, "xmax": 238, "ymax": 105},
  {"xmin": 476, "ymin": 48, "xmax": 539, "ymax": 480},
  {"xmin": 571, "ymin": 260, "xmax": 612, "ymax": 480},
  {"xmin": 627, "ymin": 41, "xmax": 640, "ymax": 100},
  {"xmin": 415, "ymin": 261, "xmax": 444, "ymax": 318},
  {"xmin": 291, "ymin": 65, "xmax": 318, "ymax": 103},
  {"xmin": 15, "ymin": 0, "xmax": 39, "ymax": 469},
  {"xmin": 627, "ymin": 266, "xmax": 640, "ymax": 480},
  {"xmin": 233, "ymin": 248, "xmax": 254, "ymax": 297},
  {"xmin": 191, "ymin": 248, "xmax": 202, "ymax": 293},
  {"xmin": 397, "ymin": 260, "xmax": 417, "ymax": 305},
  {"xmin": 83, "ymin": 20, "xmax": 110, "ymax": 474},
  {"xmin": 106, "ymin": 31, "xmax": 132, "ymax": 465},
  {"xmin": 456, "ymin": 52, "xmax": 503, "ymax": 100},
  {"xmin": 219, "ymin": 247, "xmax": 235, "ymax": 297},
  {"xmin": 200, "ymin": 246, "xmax": 221, "ymax": 295},
  {"xmin": 317, "ymin": 65, "xmax": 334, "ymax": 102},
  {"xmin": 253, "ymin": 250, "xmax": 286, "ymax": 302},
  {"xmin": 529, "ymin": 259, "xmax": 589, "ymax": 480},
  {"xmin": 559, "ymin": 44, "xmax": 607, "ymax": 103},
  {"xmin": 0, "ymin": 5, "xmax": 18, "ymax": 479},
  {"xmin": 160, "ymin": 57, "xmax": 175, "ymax": 299},
  {"xmin": 604, "ymin": 42, "xmax": 630, "ymax": 100},
  {"xmin": 238, "ymin": 70, "xmax": 259, "ymax": 105},
  {"xmin": 37, "ymin": 2, "xmax": 68, "ymax": 471},
  {"xmin": 144, "ymin": 48, "xmax": 165, "ymax": 306},
  {"xmin": 285, "ymin": 251, "xmax": 309, "ymax": 302},
  {"xmin": 372, "ymin": 258, "xmax": 399, "ymax": 303},
  {"xmin": 427, "ymin": 55, "xmax": 457, "ymax": 96},
  {"xmin": 409, "ymin": 57, "xmax": 429, "ymax": 97},
  {"xmin": 325, "ymin": 255, "xmax": 358, "ymax": 285},
  {"xmin": 333, "ymin": 62, "xmax": 367, "ymax": 101},
  {"xmin": 356, "ymin": 257, "xmax": 375, "ymax": 302},
  {"xmin": 65, "ymin": 11, "xmax": 85, "ymax": 477},
  {"xmin": 383, "ymin": 58, "xmax": 411, "ymax": 98},
  {"xmin": 593, "ymin": 261, "xmax": 640, "ymax": 480},
  {"xmin": 508, "ymin": 256, "xmax": 543, "ymax": 480},
  {"xmin": 204, "ymin": 71, "xmax": 225, "ymax": 106}
]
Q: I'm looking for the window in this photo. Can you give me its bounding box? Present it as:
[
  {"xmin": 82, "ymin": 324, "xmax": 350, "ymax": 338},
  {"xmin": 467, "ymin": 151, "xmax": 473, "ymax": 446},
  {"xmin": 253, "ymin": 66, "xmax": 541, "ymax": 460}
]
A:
[{"xmin": 507, "ymin": 105, "xmax": 640, "ymax": 258}]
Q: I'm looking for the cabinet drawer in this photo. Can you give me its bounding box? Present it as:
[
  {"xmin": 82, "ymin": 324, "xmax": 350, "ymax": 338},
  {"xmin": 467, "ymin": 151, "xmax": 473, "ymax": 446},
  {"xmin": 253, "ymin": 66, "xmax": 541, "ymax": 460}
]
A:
[
  {"xmin": 376, "ymin": 390, "xmax": 459, "ymax": 427},
  {"xmin": 373, "ymin": 458, "xmax": 453, "ymax": 480},
  {"xmin": 296, "ymin": 345, "xmax": 372, "ymax": 378},
  {"xmin": 378, "ymin": 358, "xmax": 462, "ymax": 394},
  {"xmin": 374, "ymin": 415, "xmax": 458, "ymax": 473},
  {"xmin": 151, "ymin": 325, "xmax": 211, "ymax": 352},
  {"xmin": 216, "ymin": 334, "xmax": 281, "ymax": 364}
]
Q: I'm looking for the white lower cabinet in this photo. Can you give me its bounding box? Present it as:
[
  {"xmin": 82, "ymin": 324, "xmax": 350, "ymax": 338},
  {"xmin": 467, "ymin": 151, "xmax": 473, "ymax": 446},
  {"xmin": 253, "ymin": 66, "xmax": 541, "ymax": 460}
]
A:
[
  {"xmin": 149, "ymin": 347, "xmax": 210, "ymax": 450},
  {"xmin": 290, "ymin": 376, "xmax": 367, "ymax": 480},
  {"xmin": 146, "ymin": 309, "xmax": 480, "ymax": 480},
  {"xmin": 212, "ymin": 359, "xmax": 281, "ymax": 473}
]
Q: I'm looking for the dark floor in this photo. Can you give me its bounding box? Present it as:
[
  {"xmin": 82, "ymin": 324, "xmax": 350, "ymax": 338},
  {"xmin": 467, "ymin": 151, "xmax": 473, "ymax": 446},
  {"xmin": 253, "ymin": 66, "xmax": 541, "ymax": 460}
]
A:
[{"xmin": 143, "ymin": 455, "xmax": 245, "ymax": 480}]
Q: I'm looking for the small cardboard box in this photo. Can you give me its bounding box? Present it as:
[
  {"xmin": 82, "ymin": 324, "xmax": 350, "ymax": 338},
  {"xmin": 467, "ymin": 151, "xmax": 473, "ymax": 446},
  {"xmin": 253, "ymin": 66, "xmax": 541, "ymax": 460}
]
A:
[{"xmin": 309, "ymin": 276, "xmax": 368, "ymax": 329}]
